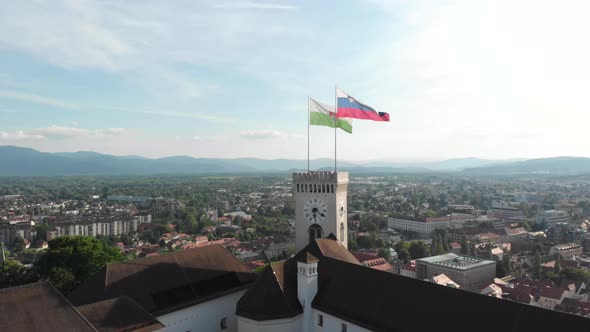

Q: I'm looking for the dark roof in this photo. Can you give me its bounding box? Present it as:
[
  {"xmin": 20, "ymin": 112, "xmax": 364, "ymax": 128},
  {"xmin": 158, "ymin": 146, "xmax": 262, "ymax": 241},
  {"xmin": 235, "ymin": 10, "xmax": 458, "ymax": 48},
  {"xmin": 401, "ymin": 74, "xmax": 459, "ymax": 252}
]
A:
[
  {"xmin": 0, "ymin": 281, "xmax": 96, "ymax": 332},
  {"xmin": 68, "ymin": 245, "xmax": 257, "ymax": 315},
  {"xmin": 539, "ymin": 287, "xmax": 565, "ymax": 300},
  {"xmin": 236, "ymin": 259, "xmax": 303, "ymax": 321},
  {"xmin": 237, "ymin": 237, "xmax": 357, "ymax": 321},
  {"xmin": 312, "ymin": 257, "xmax": 590, "ymax": 332},
  {"xmin": 77, "ymin": 297, "xmax": 164, "ymax": 332},
  {"xmin": 294, "ymin": 238, "xmax": 360, "ymax": 265}
]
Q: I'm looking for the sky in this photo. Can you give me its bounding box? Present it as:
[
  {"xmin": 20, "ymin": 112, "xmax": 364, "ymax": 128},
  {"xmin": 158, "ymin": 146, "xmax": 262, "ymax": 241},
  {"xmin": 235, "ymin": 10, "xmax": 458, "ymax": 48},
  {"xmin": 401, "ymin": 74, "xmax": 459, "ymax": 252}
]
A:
[{"xmin": 0, "ymin": 0, "xmax": 589, "ymax": 162}]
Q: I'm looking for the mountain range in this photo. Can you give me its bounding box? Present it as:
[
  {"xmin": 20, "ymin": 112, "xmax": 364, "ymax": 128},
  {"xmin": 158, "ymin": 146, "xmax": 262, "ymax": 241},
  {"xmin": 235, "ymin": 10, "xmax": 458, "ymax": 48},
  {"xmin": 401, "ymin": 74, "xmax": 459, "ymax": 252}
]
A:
[{"xmin": 0, "ymin": 146, "xmax": 588, "ymax": 176}]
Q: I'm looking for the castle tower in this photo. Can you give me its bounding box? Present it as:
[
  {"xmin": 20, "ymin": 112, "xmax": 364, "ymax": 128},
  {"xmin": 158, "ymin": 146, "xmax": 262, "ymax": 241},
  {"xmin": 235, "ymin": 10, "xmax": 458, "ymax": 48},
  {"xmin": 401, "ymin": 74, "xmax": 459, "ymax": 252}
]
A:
[{"xmin": 292, "ymin": 171, "xmax": 349, "ymax": 251}]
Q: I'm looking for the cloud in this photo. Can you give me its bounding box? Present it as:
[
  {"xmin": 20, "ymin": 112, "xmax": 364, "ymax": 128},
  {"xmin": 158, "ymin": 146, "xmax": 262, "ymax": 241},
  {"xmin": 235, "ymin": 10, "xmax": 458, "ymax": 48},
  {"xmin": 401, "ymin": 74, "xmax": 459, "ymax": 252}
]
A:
[
  {"xmin": 0, "ymin": 90, "xmax": 78, "ymax": 109},
  {"xmin": 0, "ymin": 1, "xmax": 133, "ymax": 71},
  {"xmin": 0, "ymin": 126, "xmax": 136, "ymax": 141},
  {"xmin": 103, "ymin": 106, "xmax": 236, "ymax": 123},
  {"xmin": 0, "ymin": 131, "xmax": 45, "ymax": 141},
  {"xmin": 240, "ymin": 129, "xmax": 286, "ymax": 139},
  {"xmin": 213, "ymin": 2, "xmax": 297, "ymax": 10}
]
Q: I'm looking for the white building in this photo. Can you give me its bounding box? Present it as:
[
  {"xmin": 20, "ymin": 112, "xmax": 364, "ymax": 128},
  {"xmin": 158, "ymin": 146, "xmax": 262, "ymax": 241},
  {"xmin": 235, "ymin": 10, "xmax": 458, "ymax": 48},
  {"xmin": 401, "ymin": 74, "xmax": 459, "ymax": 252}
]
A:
[
  {"xmin": 68, "ymin": 244, "xmax": 256, "ymax": 332},
  {"xmin": 387, "ymin": 216, "xmax": 449, "ymax": 237}
]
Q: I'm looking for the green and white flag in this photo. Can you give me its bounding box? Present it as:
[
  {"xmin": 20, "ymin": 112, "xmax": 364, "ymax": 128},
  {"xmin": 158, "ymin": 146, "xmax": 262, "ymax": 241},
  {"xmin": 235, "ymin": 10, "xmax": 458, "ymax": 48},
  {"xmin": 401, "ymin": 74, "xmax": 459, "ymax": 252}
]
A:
[{"xmin": 309, "ymin": 98, "xmax": 352, "ymax": 134}]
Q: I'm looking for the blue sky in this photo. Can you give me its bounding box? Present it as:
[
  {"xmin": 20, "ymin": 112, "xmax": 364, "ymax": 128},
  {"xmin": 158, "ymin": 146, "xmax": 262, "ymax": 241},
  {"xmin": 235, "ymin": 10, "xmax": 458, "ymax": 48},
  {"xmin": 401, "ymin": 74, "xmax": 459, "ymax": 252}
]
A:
[{"xmin": 1, "ymin": 0, "xmax": 589, "ymax": 161}]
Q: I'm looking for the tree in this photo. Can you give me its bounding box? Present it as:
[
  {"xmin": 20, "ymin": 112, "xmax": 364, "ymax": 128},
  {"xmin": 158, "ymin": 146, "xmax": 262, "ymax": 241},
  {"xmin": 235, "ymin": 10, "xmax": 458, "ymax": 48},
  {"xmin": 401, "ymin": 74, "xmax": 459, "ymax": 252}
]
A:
[
  {"xmin": 378, "ymin": 248, "xmax": 391, "ymax": 260},
  {"xmin": 398, "ymin": 248, "xmax": 410, "ymax": 263},
  {"xmin": 46, "ymin": 267, "xmax": 76, "ymax": 294},
  {"xmin": 36, "ymin": 236, "xmax": 124, "ymax": 294},
  {"xmin": 12, "ymin": 236, "xmax": 25, "ymax": 253},
  {"xmin": 553, "ymin": 253, "xmax": 561, "ymax": 274},
  {"xmin": 502, "ymin": 250, "xmax": 512, "ymax": 276},
  {"xmin": 0, "ymin": 260, "xmax": 39, "ymax": 289},
  {"xmin": 560, "ymin": 267, "xmax": 590, "ymax": 285},
  {"xmin": 34, "ymin": 223, "xmax": 50, "ymax": 241},
  {"xmin": 460, "ymin": 237, "xmax": 468, "ymax": 255},
  {"xmin": 394, "ymin": 241, "xmax": 411, "ymax": 262},
  {"xmin": 409, "ymin": 241, "xmax": 430, "ymax": 260},
  {"xmin": 532, "ymin": 252, "xmax": 542, "ymax": 280}
]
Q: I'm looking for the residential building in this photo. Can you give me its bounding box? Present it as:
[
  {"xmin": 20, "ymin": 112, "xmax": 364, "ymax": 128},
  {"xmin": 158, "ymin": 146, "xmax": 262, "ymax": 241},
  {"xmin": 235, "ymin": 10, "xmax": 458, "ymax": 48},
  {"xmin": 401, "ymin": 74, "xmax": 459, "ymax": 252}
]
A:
[{"xmin": 537, "ymin": 287, "xmax": 567, "ymax": 310}]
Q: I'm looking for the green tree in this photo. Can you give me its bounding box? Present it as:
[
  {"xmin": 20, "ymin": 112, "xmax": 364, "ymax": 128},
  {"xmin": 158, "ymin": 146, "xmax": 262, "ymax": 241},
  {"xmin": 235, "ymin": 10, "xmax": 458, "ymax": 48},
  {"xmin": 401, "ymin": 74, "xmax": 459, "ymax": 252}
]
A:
[
  {"xmin": 409, "ymin": 241, "xmax": 430, "ymax": 259},
  {"xmin": 460, "ymin": 237, "xmax": 468, "ymax": 255},
  {"xmin": 502, "ymin": 250, "xmax": 512, "ymax": 275},
  {"xmin": 46, "ymin": 267, "xmax": 76, "ymax": 294},
  {"xmin": 394, "ymin": 241, "xmax": 411, "ymax": 262},
  {"xmin": 378, "ymin": 248, "xmax": 391, "ymax": 260},
  {"xmin": 532, "ymin": 251, "xmax": 542, "ymax": 280},
  {"xmin": 0, "ymin": 260, "xmax": 39, "ymax": 289},
  {"xmin": 553, "ymin": 253, "xmax": 561, "ymax": 274},
  {"xmin": 34, "ymin": 223, "xmax": 50, "ymax": 241},
  {"xmin": 560, "ymin": 267, "xmax": 590, "ymax": 285},
  {"xmin": 36, "ymin": 236, "xmax": 124, "ymax": 294},
  {"xmin": 398, "ymin": 248, "xmax": 410, "ymax": 263},
  {"xmin": 12, "ymin": 236, "xmax": 26, "ymax": 253}
]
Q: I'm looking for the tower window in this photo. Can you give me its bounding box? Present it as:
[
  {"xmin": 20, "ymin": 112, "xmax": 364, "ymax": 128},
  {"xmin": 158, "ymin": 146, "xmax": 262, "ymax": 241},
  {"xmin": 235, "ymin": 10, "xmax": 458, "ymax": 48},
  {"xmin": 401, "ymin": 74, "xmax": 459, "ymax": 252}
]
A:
[
  {"xmin": 297, "ymin": 184, "xmax": 300, "ymax": 192},
  {"xmin": 309, "ymin": 224, "xmax": 323, "ymax": 243},
  {"xmin": 220, "ymin": 317, "xmax": 228, "ymax": 330},
  {"xmin": 341, "ymin": 323, "xmax": 347, "ymax": 332},
  {"xmin": 318, "ymin": 314, "xmax": 324, "ymax": 326},
  {"xmin": 340, "ymin": 222, "xmax": 345, "ymax": 242}
]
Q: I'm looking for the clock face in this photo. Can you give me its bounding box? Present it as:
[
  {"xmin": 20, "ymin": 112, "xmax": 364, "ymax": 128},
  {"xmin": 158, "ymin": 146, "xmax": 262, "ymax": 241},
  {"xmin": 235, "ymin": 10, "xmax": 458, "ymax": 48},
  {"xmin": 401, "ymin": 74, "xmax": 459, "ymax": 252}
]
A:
[{"xmin": 304, "ymin": 198, "xmax": 328, "ymax": 223}]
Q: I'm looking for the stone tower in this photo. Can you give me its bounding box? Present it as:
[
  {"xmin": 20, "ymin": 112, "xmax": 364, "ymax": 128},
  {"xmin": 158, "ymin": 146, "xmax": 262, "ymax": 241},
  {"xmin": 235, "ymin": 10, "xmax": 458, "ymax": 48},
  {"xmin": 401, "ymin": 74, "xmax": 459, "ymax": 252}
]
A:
[{"xmin": 292, "ymin": 171, "xmax": 349, "ymax": 251}]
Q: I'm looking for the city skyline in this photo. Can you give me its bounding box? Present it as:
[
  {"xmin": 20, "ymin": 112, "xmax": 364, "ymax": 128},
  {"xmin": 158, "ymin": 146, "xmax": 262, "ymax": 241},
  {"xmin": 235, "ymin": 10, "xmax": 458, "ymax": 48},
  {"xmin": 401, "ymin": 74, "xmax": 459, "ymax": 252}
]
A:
[{"xmin": 1, "ymin": 0, "xmax": 589, "ymax": 160}]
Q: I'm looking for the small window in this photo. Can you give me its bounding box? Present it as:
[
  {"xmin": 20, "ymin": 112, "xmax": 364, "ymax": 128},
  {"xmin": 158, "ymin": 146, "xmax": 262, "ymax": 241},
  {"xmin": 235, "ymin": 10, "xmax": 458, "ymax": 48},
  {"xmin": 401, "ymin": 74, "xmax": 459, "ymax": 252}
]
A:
[
  {"xmin": 341, "ymin": 323, "xmax": 347, "ymax": 332},
  {"xmin": 220, "ymin": 317, "xmax": 228, "ymax": 330},
  {"xmin": 318, "ymin": 314, "xmax": 323, "ymax": 326}
]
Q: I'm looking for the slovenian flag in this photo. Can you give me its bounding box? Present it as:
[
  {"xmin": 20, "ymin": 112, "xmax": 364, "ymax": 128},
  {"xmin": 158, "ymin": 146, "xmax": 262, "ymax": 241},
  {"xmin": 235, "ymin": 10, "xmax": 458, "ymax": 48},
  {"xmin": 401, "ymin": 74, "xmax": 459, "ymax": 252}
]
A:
[{"xmin": 336, "ymin": 88, "xmax": 390, "ymax": 122}]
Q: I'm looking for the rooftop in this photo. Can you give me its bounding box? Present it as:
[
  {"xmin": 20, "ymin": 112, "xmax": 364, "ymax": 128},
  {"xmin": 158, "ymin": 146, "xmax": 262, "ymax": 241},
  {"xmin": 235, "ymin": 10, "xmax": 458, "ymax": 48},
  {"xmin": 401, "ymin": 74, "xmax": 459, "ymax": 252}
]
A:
[{"xmin": 417, "ymin": 253, "xmax": 495, "ymax": 270}]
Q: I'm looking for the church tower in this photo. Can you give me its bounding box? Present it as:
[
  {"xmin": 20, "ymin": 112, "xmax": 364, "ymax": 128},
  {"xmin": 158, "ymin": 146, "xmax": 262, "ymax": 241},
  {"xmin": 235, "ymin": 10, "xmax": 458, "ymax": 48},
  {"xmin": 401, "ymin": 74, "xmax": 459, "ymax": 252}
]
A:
[{"xmin": 293, "ymin": 171, "xmax": 349, "ymax": 251}]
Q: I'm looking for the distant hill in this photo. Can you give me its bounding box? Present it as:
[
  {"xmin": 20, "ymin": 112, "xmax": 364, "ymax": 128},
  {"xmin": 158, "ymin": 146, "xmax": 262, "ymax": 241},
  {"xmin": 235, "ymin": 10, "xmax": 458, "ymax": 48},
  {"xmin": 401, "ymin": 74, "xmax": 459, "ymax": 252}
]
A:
[
  {"xmin": 0, "ymin": 146, "xmax": 586, "ymax": 176},
  {"xmin": 464, "ymin": 157, "xmax": 590, "ymax": 175}
]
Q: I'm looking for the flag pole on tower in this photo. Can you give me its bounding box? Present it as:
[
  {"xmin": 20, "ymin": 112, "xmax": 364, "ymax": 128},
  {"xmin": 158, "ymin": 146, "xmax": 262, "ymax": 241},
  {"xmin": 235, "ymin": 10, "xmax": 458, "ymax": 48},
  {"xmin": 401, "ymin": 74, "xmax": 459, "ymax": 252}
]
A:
[
  {"xmin": 334, "ymin": 85, "xmax": 337, "ymax": 172},
  {"xmin": 307, "ymin": 96, "xmax": 310, "ymax": 172}
]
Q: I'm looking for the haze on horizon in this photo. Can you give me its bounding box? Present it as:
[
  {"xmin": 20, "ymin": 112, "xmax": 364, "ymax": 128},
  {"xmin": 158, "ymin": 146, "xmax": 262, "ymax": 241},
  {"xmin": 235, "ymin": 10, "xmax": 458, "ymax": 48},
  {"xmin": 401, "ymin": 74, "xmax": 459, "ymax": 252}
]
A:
[{"xmin": 0, "ymin": 1, "xmax": 589, "ymax": 161}]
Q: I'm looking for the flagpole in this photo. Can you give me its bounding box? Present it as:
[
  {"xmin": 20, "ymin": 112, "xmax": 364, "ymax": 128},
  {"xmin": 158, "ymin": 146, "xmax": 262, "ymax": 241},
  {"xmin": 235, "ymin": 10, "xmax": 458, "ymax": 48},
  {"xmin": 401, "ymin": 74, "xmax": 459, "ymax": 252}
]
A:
[
  {"xmin": 334, "ymin": 85, "xmax": 337, "ymax": 172},
  {"xmin": 307, "ymin": 96, "xmax": 310, "ymax": 172}
]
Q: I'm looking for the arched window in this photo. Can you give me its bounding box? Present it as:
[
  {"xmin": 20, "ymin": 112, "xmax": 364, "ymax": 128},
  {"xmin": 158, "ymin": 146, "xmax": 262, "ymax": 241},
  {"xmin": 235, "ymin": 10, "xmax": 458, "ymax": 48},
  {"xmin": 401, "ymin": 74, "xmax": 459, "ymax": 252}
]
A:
[
  {"xmin": 297, "ymin": 184, "xmax": 300, "ymax": 192},
  {"xmin": 308, "ymin": 224, "xmax": 324, "ymax": 244},
  {"xmin": 340, "ymin": 222, "xmax": 345, "ymax": 242}
]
